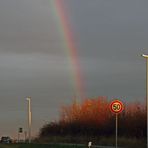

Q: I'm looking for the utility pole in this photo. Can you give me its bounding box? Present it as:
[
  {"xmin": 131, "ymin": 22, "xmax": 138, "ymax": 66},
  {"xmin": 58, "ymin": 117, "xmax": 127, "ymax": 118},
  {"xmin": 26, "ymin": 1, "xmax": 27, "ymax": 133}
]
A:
[
  {"xmin": 142, "ymin": 54, "xmax": 148, "ymax": 148},
  {"xmin": 26, "ymin": 97, "xmax": 32, "ymax": 143}
]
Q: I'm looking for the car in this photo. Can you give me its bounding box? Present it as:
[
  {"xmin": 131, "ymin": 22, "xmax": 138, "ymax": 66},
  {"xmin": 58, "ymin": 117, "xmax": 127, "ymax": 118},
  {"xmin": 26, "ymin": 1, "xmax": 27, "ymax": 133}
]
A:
[{"xmin": 0, "ymin": 136, "xmax": 12, "ymax": 144}]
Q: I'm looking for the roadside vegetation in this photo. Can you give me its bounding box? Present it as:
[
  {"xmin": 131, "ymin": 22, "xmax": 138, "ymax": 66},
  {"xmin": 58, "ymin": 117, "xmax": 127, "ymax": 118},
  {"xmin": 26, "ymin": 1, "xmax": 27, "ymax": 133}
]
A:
[
  {"xmin": 36, "ymin": 97, "xmax": 146, "ymax": 147},
  {"xmin": 0, "ymin": 142, "xmax": 146, "ymax": 148}
]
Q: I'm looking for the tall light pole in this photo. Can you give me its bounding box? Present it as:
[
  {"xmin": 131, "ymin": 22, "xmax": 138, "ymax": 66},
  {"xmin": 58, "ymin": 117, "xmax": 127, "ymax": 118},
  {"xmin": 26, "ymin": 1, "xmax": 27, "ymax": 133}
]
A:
[
  {"xmin": 26, "ymin": 97, "xmax": 32, "ymax": 143},
  {"xmin": 142, "ymin": 54, "xmax": 148, "ymax": 148}
]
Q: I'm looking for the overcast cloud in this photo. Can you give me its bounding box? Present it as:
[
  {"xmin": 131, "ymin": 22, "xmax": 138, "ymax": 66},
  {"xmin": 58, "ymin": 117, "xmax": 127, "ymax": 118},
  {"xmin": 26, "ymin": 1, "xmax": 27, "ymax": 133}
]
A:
[{"xmin": 0, "ymin": 0, "xmax": 147, "ymax": 138}]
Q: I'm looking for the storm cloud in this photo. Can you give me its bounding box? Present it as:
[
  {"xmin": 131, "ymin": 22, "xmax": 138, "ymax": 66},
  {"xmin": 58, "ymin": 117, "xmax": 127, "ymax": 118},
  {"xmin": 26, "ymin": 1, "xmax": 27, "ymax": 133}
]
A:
[{"xmin": 0, "ymin": 0, "xmax": 147, "ymax": 138}]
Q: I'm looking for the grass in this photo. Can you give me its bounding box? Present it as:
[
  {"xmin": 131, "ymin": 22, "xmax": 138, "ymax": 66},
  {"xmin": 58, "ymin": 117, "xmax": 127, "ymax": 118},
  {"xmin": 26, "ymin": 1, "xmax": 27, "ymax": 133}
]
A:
[
  {"xmin": 0, "ymin": 143, "xmax": 85, "ymax": 148},
  {"xmin": 35, "ymin": 136, "xmax": 146, "ymax": 148},
  {"xmin": 98, "ymin": 137, "xmax": 146, "ymax": 148},
  {"xmin": 0, "ymin": 137, "xmax": 146, "ymax": 148}
]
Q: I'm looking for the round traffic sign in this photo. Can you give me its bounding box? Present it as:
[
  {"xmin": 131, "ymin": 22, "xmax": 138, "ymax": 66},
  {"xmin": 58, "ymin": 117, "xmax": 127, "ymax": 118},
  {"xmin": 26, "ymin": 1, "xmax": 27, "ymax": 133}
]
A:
[{"xmin": 110, "ymin": 100, "xmax": 124, "ymax": 114}]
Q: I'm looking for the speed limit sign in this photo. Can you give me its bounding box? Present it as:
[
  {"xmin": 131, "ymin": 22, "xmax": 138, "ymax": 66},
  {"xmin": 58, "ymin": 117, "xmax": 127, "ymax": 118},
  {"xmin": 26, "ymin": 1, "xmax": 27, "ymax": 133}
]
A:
[
  {"xmin": 110, "ymin": 100, "xmax": 124, "ymax": 114},
  {"xmin": 110, "ymin": 99, "xmax": 124, "ymax": 148}
]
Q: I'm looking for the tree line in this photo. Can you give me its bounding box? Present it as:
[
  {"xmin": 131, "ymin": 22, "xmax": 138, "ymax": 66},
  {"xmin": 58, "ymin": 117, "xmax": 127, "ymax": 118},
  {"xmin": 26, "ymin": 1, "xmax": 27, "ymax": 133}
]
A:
[{"xmin": 39, "ymin": 97, "xmax": 146, "ymax": 139}]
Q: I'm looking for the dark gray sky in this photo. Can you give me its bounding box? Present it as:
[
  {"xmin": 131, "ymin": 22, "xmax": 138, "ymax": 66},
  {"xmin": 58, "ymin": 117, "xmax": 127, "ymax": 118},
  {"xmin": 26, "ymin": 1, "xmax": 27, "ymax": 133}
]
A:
[{"xmin": 0, "ymin": 0, "xmax": 148, "ymax": 138}]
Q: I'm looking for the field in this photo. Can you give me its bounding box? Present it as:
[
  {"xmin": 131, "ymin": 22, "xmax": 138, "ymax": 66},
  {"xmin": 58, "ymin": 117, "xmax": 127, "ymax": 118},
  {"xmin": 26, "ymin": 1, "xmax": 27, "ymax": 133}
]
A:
[
  {"xmin": 0, "ymin": 143, "xmax": 85, "ymax": 148},
  {"xmin": 0, "ymin": 140, "xmax": 146, "ymax": 148}
]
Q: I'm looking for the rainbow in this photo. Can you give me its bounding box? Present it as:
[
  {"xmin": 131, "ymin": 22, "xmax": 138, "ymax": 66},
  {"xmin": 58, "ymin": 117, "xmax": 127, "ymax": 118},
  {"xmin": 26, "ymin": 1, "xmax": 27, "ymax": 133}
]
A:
[{"xmin": 50, "ymin": 0, "xmax": 85, "ymax": 100}]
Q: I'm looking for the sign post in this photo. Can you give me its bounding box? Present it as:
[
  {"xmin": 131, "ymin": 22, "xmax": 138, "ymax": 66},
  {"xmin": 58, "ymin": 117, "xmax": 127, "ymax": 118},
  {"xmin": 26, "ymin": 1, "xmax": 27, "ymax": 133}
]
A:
[
  {"xmin": 115, "ymin": 113, "xmax": 118, "ymax": 148},
  {"xmin": 110, "ymin": 100, "xmax": 124, "ymax": 148}
]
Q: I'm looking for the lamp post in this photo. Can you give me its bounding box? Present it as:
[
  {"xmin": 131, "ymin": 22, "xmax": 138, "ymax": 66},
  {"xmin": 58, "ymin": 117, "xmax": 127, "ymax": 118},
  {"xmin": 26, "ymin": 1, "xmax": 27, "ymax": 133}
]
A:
[
  {"xmin": 142, "ymin": 54, "xmax": 148, "ymax": 148},
  {"xmin": 26, "ymin": 97, "xmax": 32, "ymax": 143}
]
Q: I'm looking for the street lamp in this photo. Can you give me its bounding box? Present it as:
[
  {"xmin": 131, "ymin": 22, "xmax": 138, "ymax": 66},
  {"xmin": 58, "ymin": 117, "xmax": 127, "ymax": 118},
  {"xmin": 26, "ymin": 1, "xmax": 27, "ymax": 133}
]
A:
[
  {"xmin": 26, "ymin": 97, "xmax": 32, "ymax": 143},
  {"xmin": 142, "ymin": 54, "xmax": 148, "ymax": 148}
]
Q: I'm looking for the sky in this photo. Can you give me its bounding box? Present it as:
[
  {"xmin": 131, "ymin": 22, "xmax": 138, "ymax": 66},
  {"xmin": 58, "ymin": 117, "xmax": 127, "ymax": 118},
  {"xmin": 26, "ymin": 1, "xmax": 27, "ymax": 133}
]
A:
[{"xmin": 0, "ymin": 0, "xmax": 148, "ymax": 139}]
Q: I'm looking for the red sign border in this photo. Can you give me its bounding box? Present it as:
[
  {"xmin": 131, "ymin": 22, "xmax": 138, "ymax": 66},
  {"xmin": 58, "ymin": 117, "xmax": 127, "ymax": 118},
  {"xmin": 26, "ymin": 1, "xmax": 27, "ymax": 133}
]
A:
[{"xmin": 110, "ymin": 100, "xmax": 124, "ymax": 114}]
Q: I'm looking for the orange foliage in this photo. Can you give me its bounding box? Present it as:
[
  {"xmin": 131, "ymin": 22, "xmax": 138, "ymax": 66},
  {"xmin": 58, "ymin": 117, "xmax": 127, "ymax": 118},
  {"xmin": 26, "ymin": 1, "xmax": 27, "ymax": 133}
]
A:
[
  {"xmin": 60, "ymin": 96, "xmax": 112, "ymax": 126},
  {"xmin": 40, "ymin": 97, "xmax": 146, "ymax": 138}
]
